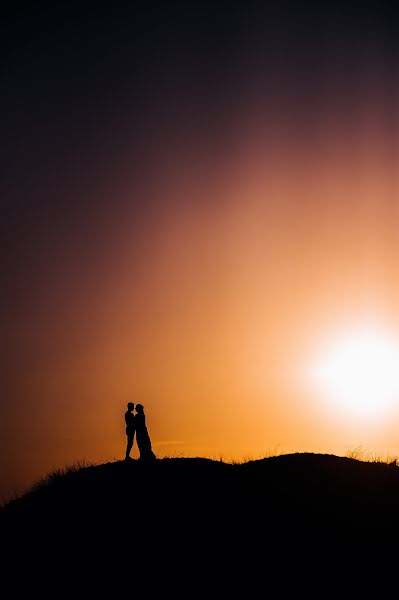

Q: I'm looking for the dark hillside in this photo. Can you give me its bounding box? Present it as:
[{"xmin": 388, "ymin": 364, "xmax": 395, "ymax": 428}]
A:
[{"xmin": 3, "ymin": 454, "xmax": 399, "ymax": 542}]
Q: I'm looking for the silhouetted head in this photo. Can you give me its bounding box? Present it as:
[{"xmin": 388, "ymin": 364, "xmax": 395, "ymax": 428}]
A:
[
  {"xmin": 136, "ymin": 404, "xmax": 144, "ymax": 414},
  {"xmin": 127, "ymin": 402, "xmax": 134, "ymax": 411}
]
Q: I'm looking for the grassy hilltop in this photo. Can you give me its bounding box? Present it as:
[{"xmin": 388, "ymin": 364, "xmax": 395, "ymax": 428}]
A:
[{"xmin": 3, "ymin": 452, "xmax": 399, "ymax": 548}]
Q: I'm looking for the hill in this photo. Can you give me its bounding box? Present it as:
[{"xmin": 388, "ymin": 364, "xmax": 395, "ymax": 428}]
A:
[{"xmin": 3, "ymin": 452, "xmax": 399, "ymax": 547}]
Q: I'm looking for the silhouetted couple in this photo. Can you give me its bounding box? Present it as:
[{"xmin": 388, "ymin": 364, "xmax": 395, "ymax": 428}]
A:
[{"xmin": 125, "ymin": 402, "xmax": 156, "ymax": 461}]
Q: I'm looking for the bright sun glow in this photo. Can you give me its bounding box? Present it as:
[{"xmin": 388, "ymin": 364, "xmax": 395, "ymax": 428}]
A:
[{"xmin": 310, "ymin": 328, "xmax": 399, "ymax": 420}]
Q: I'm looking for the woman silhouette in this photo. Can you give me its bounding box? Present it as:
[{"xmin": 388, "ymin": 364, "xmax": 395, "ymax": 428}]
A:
[{"xmin": 135, "ymin": 404, "xmax": 156, "ymax": 461}]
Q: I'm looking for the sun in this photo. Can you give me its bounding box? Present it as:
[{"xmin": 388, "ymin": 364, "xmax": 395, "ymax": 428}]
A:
[{"xmin": 310, "ymin": 328, "xmax": 399, "ymax": 420}]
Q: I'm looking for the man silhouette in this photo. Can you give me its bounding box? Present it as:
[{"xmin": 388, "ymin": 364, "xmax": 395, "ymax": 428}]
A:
[{"xmin": 125, "ymin": 402, "xmax": 135, "ymax": 460}]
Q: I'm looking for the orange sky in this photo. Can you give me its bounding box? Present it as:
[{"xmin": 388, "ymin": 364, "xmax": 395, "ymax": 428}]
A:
[
  {"xmin": 3, "ymin": 112, "xmax": 399, "ymax": 501},
  {"xmin": 2, "ymin": 4, "xmax": 399, "ymax": 501}
]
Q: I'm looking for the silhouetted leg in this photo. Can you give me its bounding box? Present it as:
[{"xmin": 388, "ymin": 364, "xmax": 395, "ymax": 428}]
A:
[{"xmin": 125, "ymin": 433, "xmax": 134, "ymax": 459}]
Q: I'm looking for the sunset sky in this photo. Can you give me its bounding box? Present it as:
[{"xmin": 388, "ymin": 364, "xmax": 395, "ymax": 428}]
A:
[{"xmin": 2, "ymin": 3, "xmax": 399, "ymax": 500}]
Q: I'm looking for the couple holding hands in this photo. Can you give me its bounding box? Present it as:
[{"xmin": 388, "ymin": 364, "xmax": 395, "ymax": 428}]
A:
[{"xmin": 124, "ymin": 402, "xmax": 156, "ymax": 461}]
